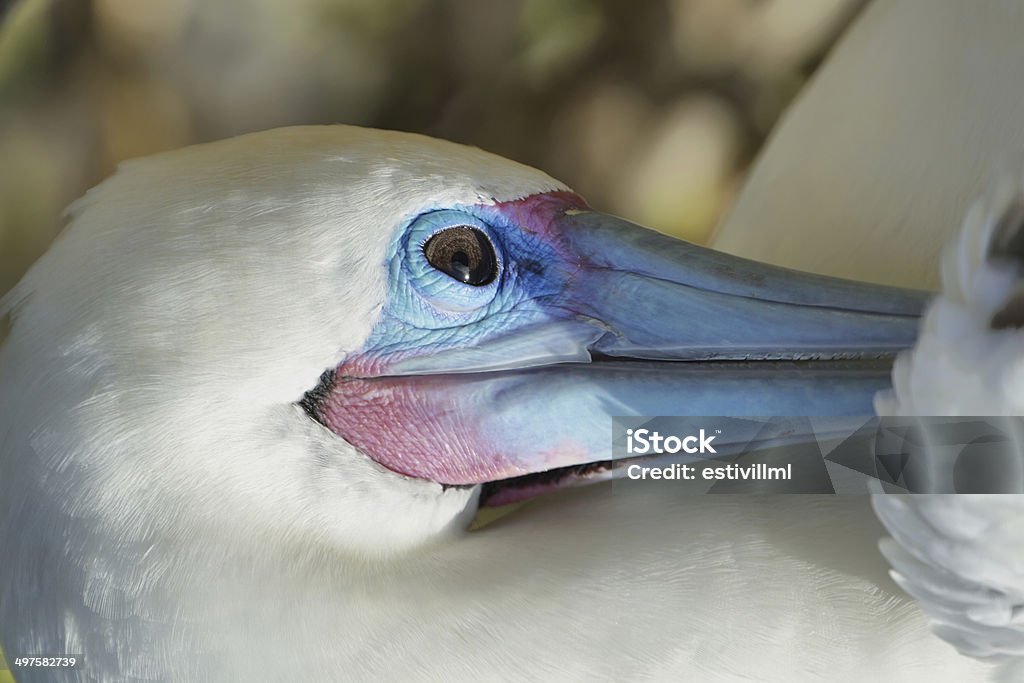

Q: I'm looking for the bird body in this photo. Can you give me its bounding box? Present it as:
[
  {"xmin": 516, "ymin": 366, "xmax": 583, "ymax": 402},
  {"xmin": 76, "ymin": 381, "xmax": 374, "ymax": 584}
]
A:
[{"xmin": 0, "ymin": 124, "xmax": 1001, "ymax": 682}]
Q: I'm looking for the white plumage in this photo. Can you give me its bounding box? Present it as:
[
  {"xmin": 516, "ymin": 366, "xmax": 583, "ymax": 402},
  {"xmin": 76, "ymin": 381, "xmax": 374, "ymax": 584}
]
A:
[
  {"xmin": 878, "ymin": 172, "xmax": 1024, "ymax": 416},
  {"xmin": 875, "ymin": 495, "xmax": 1024, "ymax": 661},
  {"xmin": 872, "ymin": 174, "xmax": 1024, "ymax": 661}
]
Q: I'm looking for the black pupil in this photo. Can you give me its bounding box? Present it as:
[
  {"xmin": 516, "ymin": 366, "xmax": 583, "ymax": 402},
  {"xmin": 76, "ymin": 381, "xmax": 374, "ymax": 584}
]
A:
[{"xmin": 423, "ymin": 227, "xmax": 497, "ymax": 286}]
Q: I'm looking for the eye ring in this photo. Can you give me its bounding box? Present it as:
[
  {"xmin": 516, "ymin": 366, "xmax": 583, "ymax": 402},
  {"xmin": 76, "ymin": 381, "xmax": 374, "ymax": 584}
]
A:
[{"xmin": 423, "ymin": 226, "xmax": 498, "ymax": 286}]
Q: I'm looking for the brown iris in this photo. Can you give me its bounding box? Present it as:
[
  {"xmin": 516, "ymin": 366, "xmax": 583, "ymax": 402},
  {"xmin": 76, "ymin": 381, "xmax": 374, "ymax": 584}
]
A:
[{"xmin": 423, "ymin": 226, "xmax": 497, "ymax": 286}]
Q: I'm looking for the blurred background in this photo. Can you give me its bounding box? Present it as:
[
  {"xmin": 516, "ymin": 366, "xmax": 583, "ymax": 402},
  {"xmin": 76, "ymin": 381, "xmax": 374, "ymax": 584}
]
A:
[{"xmin": 0, "ymin": 0, "xmax": 867, "ymax": 296}]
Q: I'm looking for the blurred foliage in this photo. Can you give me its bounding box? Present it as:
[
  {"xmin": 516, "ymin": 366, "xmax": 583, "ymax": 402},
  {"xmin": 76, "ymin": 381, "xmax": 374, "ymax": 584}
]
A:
[{"xmin": 0, "ymin": 0, "xmax": 865, "ymax": 294}]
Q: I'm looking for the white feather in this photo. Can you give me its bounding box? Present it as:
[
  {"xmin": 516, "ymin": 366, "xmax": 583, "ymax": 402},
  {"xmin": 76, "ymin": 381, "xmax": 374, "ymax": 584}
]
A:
[{"xmin": 873, "ymin": 172, "xmax": 1024, "ymax": 661}]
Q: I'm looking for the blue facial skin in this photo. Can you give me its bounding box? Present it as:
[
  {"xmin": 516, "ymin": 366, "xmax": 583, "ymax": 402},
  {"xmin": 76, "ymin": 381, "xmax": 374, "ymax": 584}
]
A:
[
  {"xmin": 353, "ymin": 205, "xmax": 602, "ymax": 376},
  {"xmin": 344, "ymin": 201, "xmax": 927, "ymax": 421}
]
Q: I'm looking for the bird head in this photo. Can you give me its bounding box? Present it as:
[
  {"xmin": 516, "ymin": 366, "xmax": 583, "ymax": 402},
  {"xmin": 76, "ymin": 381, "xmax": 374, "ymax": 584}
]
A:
[{"xmin": 0, "ymin": 125, "xmax": 925, "ymax": 561}]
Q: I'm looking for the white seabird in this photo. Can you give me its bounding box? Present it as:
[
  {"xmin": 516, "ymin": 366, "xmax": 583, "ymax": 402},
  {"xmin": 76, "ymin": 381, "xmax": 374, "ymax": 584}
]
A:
[{"xmin": 0, "ymin": 124, "xmax": 999, "ymax": 683}]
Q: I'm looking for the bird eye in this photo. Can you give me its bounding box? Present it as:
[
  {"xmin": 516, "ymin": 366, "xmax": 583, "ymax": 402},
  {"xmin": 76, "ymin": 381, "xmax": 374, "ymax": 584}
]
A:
[{"xmin": 423, "ymin": 226, "xmax": 497, "ymax": 286}]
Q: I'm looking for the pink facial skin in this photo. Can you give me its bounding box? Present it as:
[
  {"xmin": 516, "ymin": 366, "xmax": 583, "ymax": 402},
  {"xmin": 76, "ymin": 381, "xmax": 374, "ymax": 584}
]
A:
[
  {"xmin": 317, "ymin": 370, "xmax": 598, "ymax": 486},
  {"xmin": 318, "ymin": 375, "xmax": 515, "ymax": 485},
  {"xmin": 483, "ymin": 191, "xmax": 589, "ymax": 238}
]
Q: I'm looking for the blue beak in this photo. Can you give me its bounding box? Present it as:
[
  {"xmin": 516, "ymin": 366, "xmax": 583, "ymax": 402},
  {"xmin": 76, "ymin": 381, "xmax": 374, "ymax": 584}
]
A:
[{"xmin": 561, "ymin": 211, "xmax": 923, "ymax": 361}]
